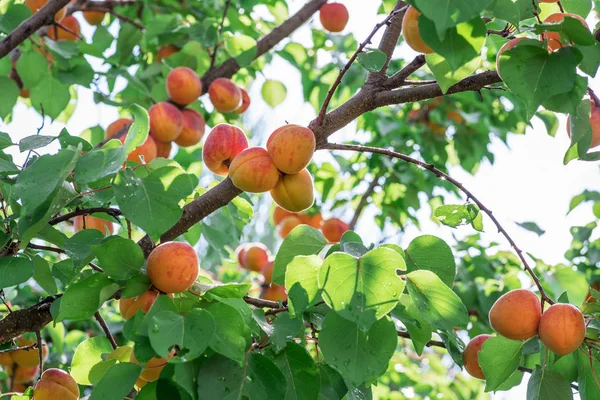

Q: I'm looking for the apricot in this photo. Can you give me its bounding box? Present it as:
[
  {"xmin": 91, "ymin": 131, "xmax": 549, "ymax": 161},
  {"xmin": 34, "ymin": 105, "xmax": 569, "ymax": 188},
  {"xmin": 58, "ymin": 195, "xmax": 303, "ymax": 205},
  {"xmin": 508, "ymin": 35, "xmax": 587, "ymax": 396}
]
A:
[
  {"xmin": 130, "ymin": 352, "xmax": 169, "ymax": 382},
  {"xmin": 156, "ymin": 45, "xmax": 179, "ymax": 62},
  {"xmin": 33, "ymin": 368, "xmax": 78, "ymax": 400},
  {"xmin": 300, "ymin": 212, "xmax": 323, "ymax": 229},
  {"xmin": 24, "ymin": 0, "xmax": 65, "ymax": 20},
  {"xmin": 149, "ymin": 102, "xmax": 184, "ymax": 142},
  {"xmin": 261, "ymin": 259, "xmax": 274, "ymax": 284},
  {"xmin": 155, "ymin": 139, "xmax": 172, "ymax": 158},
  {"xmin": 10, "ymin": 365, "xmax": 39, "ymax": 384},
  {"xmin": 74, "ymin": 215, "xmax": 114, "ymax": 235},
  {"xmin": 83, "ymin": 10, "xmax": 105, "ymax": 25},
  {"xmin": 0, "ymin": 352, "xmax": 13, "ymax": 366},
  {"xmin": 229, "ymin": 147, "xmax": 280, "ymax": 193},
  {"xmin": 119, "ymin": 289, "xmax": 160, "ymax": 320},
  {"xmin": 567, "ymin": 102, "xmax": 600, "ymax": 148},
  {"xmin": 13, "ymin": 382, "xmax": 28, "ymax": 392},
  {"xmin": 463, "ymin": 334, "xmax": 492, "ymax": 380},
  {"xmin": 235, "ymin": 88, "xmax": 251, "ymax": 114},
  {"xmin": 175, "ymin": 109, "xmax": 205, "ymax": 147},
  {"xmin": 495, "ymin": 37, "xmax": 526, "ymax": 79},
  {"xmin": 202, "ymin": 124, "xmax": 249, "ymax": 175},
  {"xmin": 166, "ymin": 67, "xmax": 202, "ymax": 106},
  {"xmin": 542, "ymin": 13, "xmax": 588, "ymax": 52},
  {"xmin": 237, "ymin": 243, "xmax": 270, "ymax": 272},
  {"xmin": 120, "ymin": 135, "xmax": 158, "ymax": 164},
  {"xmin": 146, "ymin": 241, "xmax": 199, "ymax": 293},
  {"xmin": 266, "ymin": 124, "xmax": 316, "ymax": 174},
  {"xmin": 447, "ymin": 110, "xmax": 464, "ymax": 125},
  {"xmin": 105, "ymin": 118, "xmax": 133, "ymax": 140},
  {"xmin": 538, "ymin": 303, "xmax": 586, "ymax": 355},
  {"xmin": 208, "ymin": 78, "xmax": 242, "ymax": 113},
  {"xmin": 270, "ymin": 169, "xmax": 314, "ymax": 212},
  {"xmin": 47, "ymin": 16, "xmax": 81, "ymax": 42},
  {"xmin": 402, "ymin": 7, "xmax": 433, "ymax": 54},
  {"xmin": 262, "ymin": 283, "xmax": 287, "ymax": 302},
  {"xmin": 135, "ymin": 377, "xmax": 149, "ymax": 389},
  {"xmin": 273, "ymin": 206, "xmax": 296, "ymax": 226},
  {"xmin": 321, "ymin": 218, "xmax": 349, "ymax": 243},
  {"xmin": 278, "ymin": 215, "xmax": 303, "ymax": 239},
  {"xmin": 319, "ymin": 2, "xmax": 349, "ymax": 33},
  {"xmin": 12, "ymin": 337, "xmax": 49, "ymax": 367},
  {"xmin": 489, "ymin": 289, "xmax": 541, "ymax": 340}
]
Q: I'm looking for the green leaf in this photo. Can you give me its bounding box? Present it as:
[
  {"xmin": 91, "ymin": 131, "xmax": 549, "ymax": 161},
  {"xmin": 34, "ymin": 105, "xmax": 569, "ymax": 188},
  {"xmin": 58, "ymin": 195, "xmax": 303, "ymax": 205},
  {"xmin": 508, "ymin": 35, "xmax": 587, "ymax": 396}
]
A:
[
  {"xmin": 526, "ymin": 366, "xmax": 574, "ymax": 400},
  {"xmin": 516, "ymin": 221, "xmax": 546, "ymax": 236},
  {"xmin": 405, "ymin": 270, "xmax": 468, "ymax": 330},
  {"xmin": 270, "ymin": 313, "xmax": 304, "ymax": 353},
  {"xmin": 426, "ymin": 52, "xmax": 480, "ymax": 93},
  {"xmin": 261, "ymin": 79, "xmax": 287, "ymax": 108},
  {"xmin": 92, "ymin": 236, "xmax": 144, "ymax": 280},
  {"xmin": 0, "ymin": 77, "xmax": 19, "ymax": 119},
  {"xmin": 536, "ymin": 110, "xmax": 559, "ymax": 137},
  {"xmin": 0, "ymin": 4, "xmax": 31, "ymax": 34},
  {"xmin": 0, "ymin": 256, "xmax": 34, "ymax": 289},
  {"xmin": 274, "ymin": 341, "xmax": 321, "ymax": 400},
  {"xmin": 16, "ymin": 51, "xmax": 48, "ymax": 89},
  {"xmin": 479, "ymin": 336, "xmax": 524, "ymax": 391},
  {"xmin": 206, "ymin": 302, "xmax": 247, "ymax": 364},
  {"xmin": 74, "ymin": 146, "xmax": 126, "ymax": 185},
  {"xmin": 121, "ymin": 274, "xmax": 152, "ymax": 298},
  {"xmin": 71, "ymin": 336, "xmax": 116, "ymax": 385},
  {"xmin": 123, "ymin": 104, "xmax": 150, "ymax": 155},
  {"xmin": 137, "ymin": 379, "xmax": 193, "ymax": 400},
  {"xmin": 148, "ymin": 309, "xmax": 214, "ymax": 362},
  {"xmin": 410, "ymin": 0, "xmax": 494, "ymax": 37},
  {"xmin": 562, "ymin": 0, "xmax": 592, "ymax": 16},
  {"xmin": 285, "ymin": 255, "xmax": 322, "ymax": 317},
  {"xmin": 319, "ymin": 313, "xmax": 397, "ymax": 386},
  {"xmin": 434, "ymin": 204, "xmax": 483, "ymax": 232},
  {"xmin": 64, "ymin": 229, "xmax": 105, "ymax": 269},
  {"xmin": 126, "ymin": 295, "xmax": 177, "ymax": 340},
  {"xmin": 576, "ymin": 43, "xmax": 600, "ymax": 77},
  {"xmin": 56, "ymin": 274, "xmax": 119, "ymax": 321},
  {"xmin": 319, "ymin": 247, "xmax": 405, "ymax": 331},
  {"xmin": 318, "ymin": 365, "xmax": 348, "ymax": 400},
  {"xmin": 205, "ymin": 282, "xmax": 252, "ymax": 298},
  {"xmin": 543, "ymin": 75, "xmax": 587, "ymax": 115},
  {"xmin": 18, "ymin": 135, "xmax": 56, "ymax": 152},
  {"xmin": 339, "ymin": 231, "xmax": 368, "ymax": 257},
  {"xmin": 405, "ymin": 235, "xmax": 456, "ymax": 287},
  {"xmin": 273, "ymin": 225, "xmax": 327, "ymax": 285},
  {"xmin": 224, "ymin": 33, "xmax": 257, "ymax": 67},
  {"xmin": 357, "ymin": 50, "xmax": 387, "ymax": 72},
  {"xmin": 30, "ymin": 75, "xmax": 71, "ymax": 120},
  {"xmin": 32, "ymin": 255, "xmax": 57, "ymax": 295},
  {"xmin": 90, "ymin": 362, "xmax": 141, "ymax": 400},
  {"xmin": 392, "ymin": 296, "xmax": 432, "ymax": 355},
  {"xmin": 487, "ymin": 0, "xmax": 534, "ymax": 26}
]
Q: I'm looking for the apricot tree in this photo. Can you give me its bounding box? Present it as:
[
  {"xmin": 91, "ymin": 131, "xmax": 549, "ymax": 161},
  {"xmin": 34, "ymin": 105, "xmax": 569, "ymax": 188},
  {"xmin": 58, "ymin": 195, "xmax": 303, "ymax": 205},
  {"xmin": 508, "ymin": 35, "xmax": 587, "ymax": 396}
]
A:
[{"xmin": 0, "ymin": 0, "xmax": 598, "ymax": 399}]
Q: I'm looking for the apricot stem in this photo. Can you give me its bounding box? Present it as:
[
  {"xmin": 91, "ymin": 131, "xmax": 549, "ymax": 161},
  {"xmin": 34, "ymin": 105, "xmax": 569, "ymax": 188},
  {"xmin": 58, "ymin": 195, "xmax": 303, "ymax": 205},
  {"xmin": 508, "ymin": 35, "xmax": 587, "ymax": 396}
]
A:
[
  {"xmin": 35, "ymin": 330, "xmax": 43, "ymax": 381},
  {"xmin": 94, "ymin": 312, "xmax": 118, "ymax": 350}
]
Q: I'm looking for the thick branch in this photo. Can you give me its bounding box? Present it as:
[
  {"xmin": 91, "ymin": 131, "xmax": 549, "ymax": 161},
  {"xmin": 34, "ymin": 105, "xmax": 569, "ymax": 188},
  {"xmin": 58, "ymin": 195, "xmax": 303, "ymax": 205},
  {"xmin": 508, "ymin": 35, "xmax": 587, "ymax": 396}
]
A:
[
  {"xmin": 0, "ymin": 0, "xmax": 71, "ymax": 59},
  {"xmin": 385, "ymin": 55, "xmax": 426, "ymax": 88},
  {"xmin": 373, "ymin": 1, "xmax": 407, "ymax": 76},
  {"xmin": 0, "ymin": 296, "xmax": 58, "ymax": 344}
]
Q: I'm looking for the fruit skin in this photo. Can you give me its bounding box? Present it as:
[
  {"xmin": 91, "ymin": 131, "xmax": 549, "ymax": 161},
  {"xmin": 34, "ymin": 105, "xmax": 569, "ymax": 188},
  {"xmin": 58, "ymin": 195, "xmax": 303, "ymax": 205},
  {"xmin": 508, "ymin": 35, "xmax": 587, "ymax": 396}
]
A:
[
  {"xmin": 105, "ymin": 118, "xmax": 133, "ymax": 139},
  {"xmin": 489, "ymin": 289, "xmax": 541, "ymax": 340},
  {"xmin": 237, "ymin": 243, "xmax": 270, "ymax": 272},
  {"xmin": 175, "ymin": 109, "xmax": 205, "ymax": 147},
  {"xmin": 270, "ymin": 169, "xmax": 314, "ymax": 212},
  {"xmin": 266, "ymin": 124, "xmax": 316, "ymax": 174},
  {"xmin": 542, "ymin": 13, "xmax": 588, "ymax": 51},
  {"xmin": 319, "ymin": 2, "xmax": 349, "ymax": 33},
  {"xmin": 235, "ymin": 88, "xmax": 251, "ymax": 114},
  {"xmin": 119, "ymin": 289, "xmax": 160, "ymax": 320},
  {"xmin": 321, "ymin": 218, "xmax": 349, "ymax": 242},
  {"xmin": 33, "ymin": 368, "xmax": 79, "ymax": 400},
  {"xmin": 273, "ymin": 206, "xmax": 296, "ymax": 226},
  {"xmin": 12, "ymin": 336, "xmax": 49, "ymax": 367},
  {"xmin": 208, "ymin": 78, "xmax": 242, "ymax": 113},
  {"xmin": 279, "ymin": 215, "xmax": 303, "ymax": 239},
  {"xmin": 262, "ymin": 284, "xmax": 287, "ymax": 302},
  {"xmin": 300, "ymin": 213, "xmax": 323, "ymax": 229},
  {"xmin": 402, "ymin": 7, "xmax": 433, "ymax": 54},
  {"xmin": 130, "ymin": 353, "xmax": 168, "ymax": 382},
  {"xmin": 47, "ymin": 16, "xmax": 81, "ymax": 41},
  {"xmin": 463, "ymin": 334, "xmax": 492, "ymax": 380},
  {"xmin": 146, "ymin": 242, "xmax": 199, "ymax": 294},
  {"xmin": 155, "ymin": 140, "xmax": 172, "ymax": 158},
  {"xmin": 10, "ymin": 365, "xmax": 39, "ymax": 384},
  {"xmin": 166, "ymin": 67, "xmax": 202, "ymax": 106},
  {"xmin": 136, "ymin": 377, "xmax": 149, "ymax": 389},
  {"xmin": 495, "ymin": 37, "xmax": 526, "ymax": 79},
  {"xmin": 538, "ymin": 303, "xmax": 586, "ymax": 355},
  {"xmin": 156, "ymin": 45, "xmax": 178, "ymax": 62},
  {"xmin": 83, "ymin": 10, "xmax": 105, "ymax": 25},
  {"xmin": 149, "ymin": 102, "xmax": 184, "ymax": 142},
  {"xmin": 229, "ymin": 147, "xmax": 281, "ymax": 193},
  {"xmin": 119, "ymin": 135, "xmax": 158, "ymax": 164},
  {"xmin": 567, "ymin": 103, "xmax": 600, "ymax": 149},
  {"xmin": 0, "ymin": 352, "xmax": 13, "ymax": 366},
  {"xmin": 74, "ymin": 215, "xmax": 114, "ymax": 235},
  {"xmin": 202, "ymin": 124, "xmax": 249, "ymax": 176},
  {"xmin": 262, "ymin": 259, "xmax": 274, "ymax": 285}
]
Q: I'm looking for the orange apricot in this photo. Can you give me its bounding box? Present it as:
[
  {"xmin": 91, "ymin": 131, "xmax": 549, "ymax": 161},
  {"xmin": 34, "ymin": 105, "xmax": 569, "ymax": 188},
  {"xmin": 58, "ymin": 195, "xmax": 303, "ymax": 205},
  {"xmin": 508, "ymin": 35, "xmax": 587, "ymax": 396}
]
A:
[
  {"xmin": 319, "ymin": 2, "xmax": 349, "ymax": 33},
  {"xmin": 156, "ymin": 45, "xmax": 179, "ymax": 62},
  {"xmin": 74, "ymin": 215, "xmax": 114, "ymax": 235},
  {"xmin": 538, "ymin": 303, "xmax": 586, "ymax": 355},
  {"xmin": 155, "ymin": 140, "xmax": 172, "ymax": 158},
  {"xmin": 149, "ymin": 102, "xmax": 184, "ymax": 142},
  {"xmin": 447, "ymin": 110, "xmax": 464, "ymax": 125},
  {"xmin": 174, "ymin": 109, "xmax": 205, "ymax": 147},
  {"xmin": 489, "ymin": 289, "xmax": 541, "ymax": 340},
  {"xmin": 266, "ymin": 124, "xmax": 316, "ymax": 174},
  {"xmin": 236, "ymin": 243, "xmax": 270, "ymax": 272},
  {"xmin": 47, "ymin": 16, "xmax": 80, "ymax": 42},
  {"xmin": 463, "ymin": 334, "xmax": 492, "ymax": 379},
  {"xmin": 261, "ymin": 259, "xmax": 274, "ymax": 284},
  {"xmin": 321, "ymin": 218, "xmax": 349, "ymax": 243},
  {"xmin": 542, "ymin": 13, "xmax": 588, "ymax": 52},
  {"xmin": 229, "ymin": 147, "xmax": 280, "ymax": 193},
  {"xmin": 273, "ymin": 206, "xmax": 297, "ymax": 226},
  {"xmin": 402, "ymin": 7, "xmax": 433, "ymax": 54},
  {"xmin": 83, "ymin": 10, "xmax": 105, "ymax": 25},
  {"xmin": 130, "ymin": 352, "xmax": 168, "ymax": 382},
  {"xmin": 120, "ymin": 135, "xmax": 158, "ymax": 164},
  {"xmin": 12, "ymin": 337, "xmax": 49, "ymax": 367},
  {"xmin": 262, "ymin": 283, "xmax": 287, "ymax": 302},
  {"xmin": 235, "ymin": 88, "xmax": 251, "ymax": 114},
  {"xmin": 119, "ymin": 289, "xmax": 160, "ymax": 320},
  {"xmin": 146, "ymin": 241, "xmax": 199, "ymax": 293},
  {"xmin": 9, "ymin": 365, "xmax": 39, "ymax": 384},
  {"xmin": 0, "ymin": 352, "xmax": 13, "ymax": 366},
  {"xmin": 270, "ymin": 169, "xmax": 314, "ymax": 212},
  {"xmin": 105, "ymin": 118, "xmax": 133, "ymax": 139},
  {"xmin": 278, "ymin": 215, "xmax": 303, "ymax": 239},
  {"xmin": 166, "ymin": 67, "xmax": 202, "ymax": 106},
  {"xmin": 300, "ymin": 212, "xmax": 323, "ymax": 229},
  {"xmin": 25, "ymin": 0, "xmax": 65, "ymax": 20},
  {"xmin": 33, "ymin": 368, "xmax": 79, "ymax": 400},
  {"xmin": 208, "ymin": 78, "xmax": 242, "ymax": 113},
  {"xmin": 567, "ymin": 102, "xmax": 600, "ymax": 148},
  {"xmin": 202, "ymin": 124, "xmax": 249, "ymax": 176},
  {"xmin": 135, "ymin": 377, "xmax": 149, "ymax": 389}
]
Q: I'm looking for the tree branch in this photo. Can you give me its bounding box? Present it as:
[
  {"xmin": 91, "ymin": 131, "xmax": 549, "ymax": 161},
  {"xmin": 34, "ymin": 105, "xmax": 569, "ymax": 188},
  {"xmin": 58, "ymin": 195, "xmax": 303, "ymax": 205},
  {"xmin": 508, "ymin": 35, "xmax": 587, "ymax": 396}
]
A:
[
  {"xmin": 372, "ymin": 1, "xmax": 407, "ymax": 77},
  {"xmin": 0, "ymin": 0, "xmax": 72, "ymax": 59},
  {"xmin": 349, "ymin": 172, "xmax": 382, "ymax": 230},
  {"xmin": 385, "ymin": 54, "xmax": 426, "ymax": 88},
  {"xmin": 209, "ymin": 0, "xmax": 232, "ymax": 70},
  {"xmin": 0, "ymin": 296, "xmax": 58, "ymax": 344},
  {"xmin": 49, "ymin": 207, "xmax": 122, "ymax": 225},
  {"xmin": 94, "ymin": 311, "xmax": 117, "ymax": 349}
]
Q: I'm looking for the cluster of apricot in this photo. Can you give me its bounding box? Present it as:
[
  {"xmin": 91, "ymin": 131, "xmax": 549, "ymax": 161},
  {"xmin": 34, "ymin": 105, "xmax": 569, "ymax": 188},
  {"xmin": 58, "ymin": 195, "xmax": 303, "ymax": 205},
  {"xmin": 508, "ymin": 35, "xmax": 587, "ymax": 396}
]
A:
[
  {"xmin": 463, "ymin": 289, "xmax": 586, "ymax": 380},
  {"xmin": 208, "ymin": 78, "xmax": 251, "ymax": 114},
  {"xmin": 235, "ymin": 243, "xmax": 287, "ymax": 302},
  {"xmin": 319, "ymin": 2, "xmax": 349, "ymax": 33},
  {"xmin": 272, "ymin": 206, "xmax": 349, "ymax": 242},
  {"xmin": 0, "ymin": 335, "xmax": 49, "ymax": 393}
]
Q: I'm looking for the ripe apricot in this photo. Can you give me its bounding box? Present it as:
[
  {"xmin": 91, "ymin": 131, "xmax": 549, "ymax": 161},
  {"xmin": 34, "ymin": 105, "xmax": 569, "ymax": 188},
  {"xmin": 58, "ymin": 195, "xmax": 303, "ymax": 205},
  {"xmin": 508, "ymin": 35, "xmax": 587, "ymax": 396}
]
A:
[
  {"xmin": 489, "ymin": 289, "xmax": 541, "ymax": 340},
  {"xmin": 567, "ymin": 102, "xmax": 600, "ymax": 148},
  {"xmin": 266, "ymin": 124, "xmax": 316, "ymax": 174},
  {"xmin": 463, "ymin": 334, "xmax": 492, "ymax": 380},
  {"xmin": 229, "ymin": 147, "xmax": 280, "ymax": 193},
  {"xmin": 74, "ymin": 215, "xmax": 114, "ymax": 235},
  {"xmin": 321, "ymin": 218, "xmax": 349, "ymax": 243},
  {"xmin": 120, "ymin": 135, "xmax": 158, "ymax": 164},
  {"xmin": 12, "ymin": 337, "xmax": 49, "ymax": 367},
  {"xmin": 273, "ymin": 206, "xmax": 296, "ymax": 226},
  {"xmin": 208, "ymin": 78, "xmax": 242, "ymax": 113},
  {"xmin": 402, "ymin": 7, "xmax": 433, "ymax": 54},
  {"xmin": 270, "ymin": 169, "xmax": 314, "ymax": 212},
  {"xmin": 202, "ymin": 124, "xmax": 249, "ymax": 175},
  {"xmin": 33, "ymin": 368, "xmax": 78, "ymax": 400},
  {"xmin": 538, "ymin": 303, "xmax": 585, "ymax": 355},
  {"xmin": 105, "ymin": 118, "xmax": 133, "ymax": 139},
  {"xmin": 47, "ymin": 16, "xmax": 81, "ymax": 42},
  {"xmin": 319, "ymin": 2, "xmax": 349, "ymax": 33},
  {"xmin": 146, "ymin": 241, "xmax": 199, "ymax": 293},
  {"xmin": 262, "ymin": 283, "xmax": 287, "ymax": 302},
  {"xmin": 83, "ymin": 10, "xmax": 105, "ymax": 25},
  {"xmin": 447, "ymin": 110, "xmax": 464, "ymax": 125},
  {"xmin": 10, "ymin": 365, "xmax": 39, "ymax": 384},
  {"xmin": 166, "ymin": 67, "xmax": 202, "ymax": 106},
  {"xmin": 25, "ymin": 0, "xmax": 65, "ymax": 20},
  {"xmin": 279, "ymin": 215, "xmax": 303, "ymax": 239},
  {"xmin": 135, "ymin": 377, "xmax": 149, "ymax": 389},
  {"xmin": 156, "ymin": 45, "xmax": 178, "ymax": 62},
  {"xmin": 495, "ymin": 37, "xmax": 527, "ymax": 79},
  {"xmin": 175, "ymin": 109, "xmax": 205, "ymax": 147},
  {"xmin": 242, "ymin": 243, "xmax": 270, "ymax": 272},
  {"xmin": 542, "ymin": 13, "xmax": 588, "ymax": 52},
  {"xmin": 300, "ymin": 212, "xmax": 323, "ymax": 229},
  {"xmin": 155, "ymin": 140, "xmax": 172, "ymax": 158},
  {"xmin": 149, "ymin": 102, "xmax": 184, "ymax": 142},
  {"xmin": 0, "ymin": 352, "xmax": 13, "ymax": 366},
  {"xmin": 130, "ymin": 353, "xmax": 168, "ymax": 382},
  {"xmin": 261, "ymin": 259, "xmax": 274, "ymax": 284},
  {"xmin": 119, "ymin": 289, "xmax": 160, "ymax": 320},
  {"xmin": 235, "ymin": 88, "xmax": 251, "ymax": 114}
]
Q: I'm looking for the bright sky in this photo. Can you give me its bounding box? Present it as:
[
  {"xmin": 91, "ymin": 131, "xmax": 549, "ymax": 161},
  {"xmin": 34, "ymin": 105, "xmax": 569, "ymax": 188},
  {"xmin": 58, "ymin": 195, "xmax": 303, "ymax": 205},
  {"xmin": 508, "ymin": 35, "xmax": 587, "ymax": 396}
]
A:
[{"xmin": 2, "ymin": 1, "xmax": 598, "ymax": 398}]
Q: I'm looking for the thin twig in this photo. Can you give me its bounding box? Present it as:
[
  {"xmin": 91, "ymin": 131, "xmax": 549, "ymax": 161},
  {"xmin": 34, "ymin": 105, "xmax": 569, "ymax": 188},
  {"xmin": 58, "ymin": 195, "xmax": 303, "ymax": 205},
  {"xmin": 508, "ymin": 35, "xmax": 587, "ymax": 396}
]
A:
[
  {"xmin": 242, "ymin": 295, "xmax": 280, "ymax": 309},
  {"xmin": 265, "ymin": 306, "xmax": 289, "ymax": 316},
  {"xmin": 397, "ymin": 330, "xmax": 445, "ymax": 348},
  {"xmin": 531, "ymin": 0, "xmax": 542, "ymax": 23},
  {"xmin": 27, "ymin": 243, "xmax": 65, "ymax": 254},
  {"xmin": 35, "ymin": 331, "xmax": 43, "ymax": 381},
  {"xmin": 0, "ymin": 343, "xmax": 37, "ymax": 355},
  {"xmin": 94, "ymin": 311, "xmax": 117, "ymax": 349},
  {"xmin": 349, "ymin": 172, "xmax": 382, "ymax": 230},
  {"xmin": 209, "ymin": 0, "xmax": 232, "ymax": 70},
  {"xmin": 88, "ymin": 262, "xmax": 104, "ymax": 273},
  {"xmin": 49, "ymin": 207, "xmax": 122, "ymax": 225}
]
